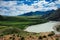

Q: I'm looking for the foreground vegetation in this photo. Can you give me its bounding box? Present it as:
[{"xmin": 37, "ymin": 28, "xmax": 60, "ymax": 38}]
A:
[{"xmin": 0, "ymin": 31, "xmax": 58, "ymax": 40}]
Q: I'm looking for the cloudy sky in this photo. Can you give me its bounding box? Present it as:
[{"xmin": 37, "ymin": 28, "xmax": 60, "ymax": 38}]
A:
[{"xmin": 0, "ymin": 0, "xmax": 60, "ymax": 16}]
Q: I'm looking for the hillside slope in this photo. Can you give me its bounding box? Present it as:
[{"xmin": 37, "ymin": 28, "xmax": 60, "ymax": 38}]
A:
[{"xmin": 43, "ymin": 8, "xmax": 60, "ymax": 21}]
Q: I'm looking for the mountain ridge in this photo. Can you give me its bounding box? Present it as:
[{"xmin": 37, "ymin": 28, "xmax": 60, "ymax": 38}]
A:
[
  {"xmin": 19, "ymin": 10, "xmax": 55, "ymax": 16},
  {"xmin": 44, "ymin": 8, "xmax": 60, "ymax": 21}
]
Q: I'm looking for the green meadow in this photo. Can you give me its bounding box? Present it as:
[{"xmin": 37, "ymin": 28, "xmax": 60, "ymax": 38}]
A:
[{"xmin": 0, "ymin": 16, "xmax": 48, "ymax": 36}]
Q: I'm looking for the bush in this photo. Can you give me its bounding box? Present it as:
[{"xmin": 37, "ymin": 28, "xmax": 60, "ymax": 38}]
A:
[
  {"xmin": 2, "ymin": 27, "xmax": 21, "ymax": 35},
  {"xmin": 21, "ymin": 37, "xmax": 25, "ymax": 40},
  {"xmin": 38, "ymin": 36, "xmax": 43, "ymax": 39},
  {"xmin": 56, "ymin": 25, "xmax": 60, "ymax": 32},
  {"xmin": 43, "ymin": 36, "xmax": 47, "ymax": 38}
]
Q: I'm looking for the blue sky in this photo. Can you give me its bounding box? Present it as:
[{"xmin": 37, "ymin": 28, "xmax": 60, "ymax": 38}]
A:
[{"xmin": 0, "ymin": 0, "xmax": 60, "ymax": 16}]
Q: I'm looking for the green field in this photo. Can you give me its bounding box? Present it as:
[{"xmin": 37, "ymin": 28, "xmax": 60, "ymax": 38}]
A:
[{"xmin": 0, "ymin": 16, "xmax": 48, "ymax": 36}]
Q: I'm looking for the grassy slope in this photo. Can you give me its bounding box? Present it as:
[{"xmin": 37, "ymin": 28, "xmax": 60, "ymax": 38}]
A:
[{"xmin": 0, "ymin": 16, "xmax": 48, "ymax": 35}]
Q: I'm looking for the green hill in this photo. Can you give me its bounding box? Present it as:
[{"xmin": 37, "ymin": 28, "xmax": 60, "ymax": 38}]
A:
[{"xmin": 0, "ymin": 15, "xmax": 48, "ymax": 35}]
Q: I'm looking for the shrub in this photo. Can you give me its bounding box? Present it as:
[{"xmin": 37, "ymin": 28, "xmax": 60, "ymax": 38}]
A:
[
  {"xmin": 56, "ymin": 25, "xmax": 60, "ymax": 32},
  {"xmin": 2, "ymin": 27, "xmax": 21, "ymax": 35},
  {"xmin": 21, "ymin": 37, "xmax": 25, "ymax": 40},
  {"xmin": 43, "ymin": 36, "xmax": 47, "ymax": 38},
  {"xmin": 38, "ymin": 36, "xmax": 43, "ymax": 39}
]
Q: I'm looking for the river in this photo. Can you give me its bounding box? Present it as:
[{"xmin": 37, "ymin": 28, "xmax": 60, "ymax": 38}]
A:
[{"xmin": 24, "ymin": 21, "xmax": 60, "ymax": 34}]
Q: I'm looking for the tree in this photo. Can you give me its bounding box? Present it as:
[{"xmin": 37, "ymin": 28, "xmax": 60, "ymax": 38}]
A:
[{"xmin": 0, "ymin": 15, "xmax": 4, "ymax": 21}]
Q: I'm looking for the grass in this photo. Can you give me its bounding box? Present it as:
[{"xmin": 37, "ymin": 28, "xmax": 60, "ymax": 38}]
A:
[{"xmin": 0, "ymin": 16, "xmax": 48, "ymax": 36}]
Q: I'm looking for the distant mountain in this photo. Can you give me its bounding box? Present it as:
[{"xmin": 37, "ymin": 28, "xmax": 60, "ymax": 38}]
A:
[
  {"xmin": 20, "ymin": 10, "xmax": 55, "ymax": 16},
  {"xmin": 45, "ymin": 8, "xmax": 60, "ymax": 21}
]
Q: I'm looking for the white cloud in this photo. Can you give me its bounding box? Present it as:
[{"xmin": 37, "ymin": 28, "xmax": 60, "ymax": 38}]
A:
[
  {"xmin": 0, "ymin": 0, "xmax": 60, "ymax": 16},
  {"xmin": 55, "ymin": 0, "xmax": 60, "ymax": 4}
]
